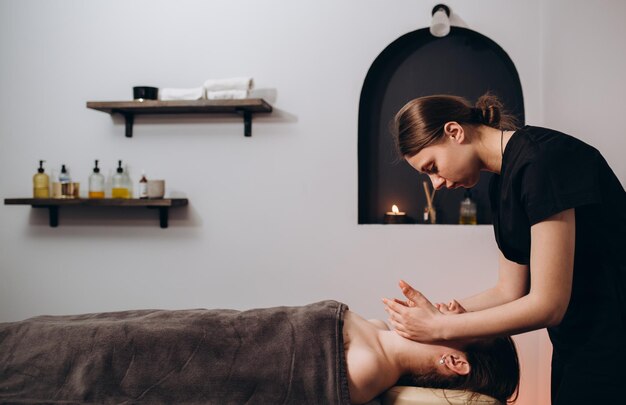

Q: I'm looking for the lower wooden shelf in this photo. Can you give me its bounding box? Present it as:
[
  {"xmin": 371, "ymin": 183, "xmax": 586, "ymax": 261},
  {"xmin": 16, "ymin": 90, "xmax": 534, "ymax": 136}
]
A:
[{"xmin": 4, "ymin": 198, "xmax": 189, "ymax": 228}]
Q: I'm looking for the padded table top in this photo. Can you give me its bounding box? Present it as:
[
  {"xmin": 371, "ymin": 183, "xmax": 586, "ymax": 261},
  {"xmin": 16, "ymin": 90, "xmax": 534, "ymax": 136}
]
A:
[{"xmin": 381, "ymin": 386, "xmax": 502, "ymax": 405}]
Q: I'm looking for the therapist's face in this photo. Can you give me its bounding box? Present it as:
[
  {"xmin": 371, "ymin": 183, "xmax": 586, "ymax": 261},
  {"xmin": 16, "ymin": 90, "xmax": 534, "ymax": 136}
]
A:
[{"xmin": 405, "ymin": 123, "xmax": 481, "ymax": 190}]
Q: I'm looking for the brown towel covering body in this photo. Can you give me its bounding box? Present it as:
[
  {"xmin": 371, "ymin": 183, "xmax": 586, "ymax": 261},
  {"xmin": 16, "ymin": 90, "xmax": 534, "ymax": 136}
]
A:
[{"xmin": 0, "ymin": 300, "xmax": 351, "ymax": 404}]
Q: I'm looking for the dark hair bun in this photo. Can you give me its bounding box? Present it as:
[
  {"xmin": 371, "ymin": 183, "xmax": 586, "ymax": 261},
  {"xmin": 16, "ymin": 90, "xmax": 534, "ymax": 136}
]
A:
[
  {"xmin": 475, "ymin": 105, "xmax": 501, "ymax": 126},
  {"xmin": 475, "ymin": 92, "xmax": 504, "ymax": 127}
]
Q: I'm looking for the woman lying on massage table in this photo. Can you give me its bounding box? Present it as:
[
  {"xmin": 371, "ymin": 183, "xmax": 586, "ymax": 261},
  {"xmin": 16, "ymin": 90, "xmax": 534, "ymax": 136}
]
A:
[
  {"xmin": 0, "ymin": 300, "xmax": 519, "ymax": 404},
  {"xmin": 346, "ymin": 304, "xmax": 519, "ymax": 404}
]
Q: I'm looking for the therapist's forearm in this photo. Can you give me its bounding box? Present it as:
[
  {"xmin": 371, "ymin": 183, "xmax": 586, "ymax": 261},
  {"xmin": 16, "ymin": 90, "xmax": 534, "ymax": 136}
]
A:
[
  {"xmin": 438, "ymin": 293, "xmax": 555, "ymax": 341},
  {"xmin": 458, "ymin": 286, "xmax": 515, "ymax": 312},
  {"xmin": 444, "ymin": 210, "xmax": 574, "ymax": 340}
]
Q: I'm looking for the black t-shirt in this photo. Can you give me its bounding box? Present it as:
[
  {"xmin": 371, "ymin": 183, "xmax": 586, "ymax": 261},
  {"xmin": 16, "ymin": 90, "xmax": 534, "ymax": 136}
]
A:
[{"xmin": 489, "ymin": 126, "xmax": 626, "ymax": 357}]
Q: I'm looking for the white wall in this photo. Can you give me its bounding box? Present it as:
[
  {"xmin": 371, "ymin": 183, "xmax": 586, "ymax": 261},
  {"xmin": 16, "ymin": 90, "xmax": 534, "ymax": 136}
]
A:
[
  {"xmin": 1, "ymin": 1, "xmax": 624, "ymax": 404},
  {"xmin": 542, "ymin": 0, "xmax": 626, "ymax": 178}
]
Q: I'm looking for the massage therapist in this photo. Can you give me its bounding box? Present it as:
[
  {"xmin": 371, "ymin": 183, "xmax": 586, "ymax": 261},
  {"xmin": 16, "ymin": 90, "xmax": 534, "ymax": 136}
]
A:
[{"xmin": 382, "ymin": 93, "xmax": 625, "ymax": 404}]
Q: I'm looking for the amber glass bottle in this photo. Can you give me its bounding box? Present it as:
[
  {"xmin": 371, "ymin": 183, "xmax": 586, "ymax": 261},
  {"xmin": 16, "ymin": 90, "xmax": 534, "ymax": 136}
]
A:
[{"xmin": 33, "ymin": 160, "xmax": 50, "ymax": 198}]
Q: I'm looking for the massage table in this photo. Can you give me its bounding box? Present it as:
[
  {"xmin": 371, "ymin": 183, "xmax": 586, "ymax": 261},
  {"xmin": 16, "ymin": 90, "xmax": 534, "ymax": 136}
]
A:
[
  {"xmin": 379, "ymin": 386, "xmax": 502, "ymax": 404},
  {"xmin": 0, "ymin": 301, "xmax": 504, "ymax": 404}
]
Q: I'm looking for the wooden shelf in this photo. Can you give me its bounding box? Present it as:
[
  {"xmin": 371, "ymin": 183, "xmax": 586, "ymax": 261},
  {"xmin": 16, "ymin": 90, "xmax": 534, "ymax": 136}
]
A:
[
  {"xmin": 86, "ymin": 98, "xmax": 272, "ymax": 137},
  {"xmin": 4, "ymin": 198, "xmax": 189, "ymax": 228}
]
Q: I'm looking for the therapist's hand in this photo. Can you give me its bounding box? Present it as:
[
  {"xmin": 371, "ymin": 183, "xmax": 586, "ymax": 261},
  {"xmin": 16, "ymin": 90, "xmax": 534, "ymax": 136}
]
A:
[
  {"xmin": 392, "ymin": 297, "xmax": 416, "ymax": 308},
  {"xmin": 435, "ymin": 299, "xmax": 467, "ymax": 315},
  {"xmin": 382, "ymin": 280, "xmax": 444, "ymax": 342}
]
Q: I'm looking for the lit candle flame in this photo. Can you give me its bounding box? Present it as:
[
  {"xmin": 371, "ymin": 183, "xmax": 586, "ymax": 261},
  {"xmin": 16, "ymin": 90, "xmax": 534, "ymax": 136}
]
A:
[{"xmin": 392, "ymin": 205, "xmax": 399, "ymax": 214}]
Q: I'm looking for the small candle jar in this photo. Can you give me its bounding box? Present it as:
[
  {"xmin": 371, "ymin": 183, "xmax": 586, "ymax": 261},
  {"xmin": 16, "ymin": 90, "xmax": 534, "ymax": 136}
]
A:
[{"xmin": 384, "ymin": 204, "xmax": 410, "ymax": 224}]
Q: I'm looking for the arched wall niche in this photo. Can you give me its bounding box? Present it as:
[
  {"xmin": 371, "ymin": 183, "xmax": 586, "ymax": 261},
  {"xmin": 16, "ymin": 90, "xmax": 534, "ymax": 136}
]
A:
[{"xmin": 358, "ymin": 27, "xmax": 525, "ymax": 225}]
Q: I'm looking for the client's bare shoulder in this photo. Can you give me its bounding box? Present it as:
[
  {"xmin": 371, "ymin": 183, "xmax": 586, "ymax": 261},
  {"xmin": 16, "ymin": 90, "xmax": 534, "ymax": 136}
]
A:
[
  {"xmin": 367, "ymin": 318, "xmax": 390, "ymax": 331},
  {"xmin": 343, "ymin": 310, "xmax": 399, "ymax": 404}
]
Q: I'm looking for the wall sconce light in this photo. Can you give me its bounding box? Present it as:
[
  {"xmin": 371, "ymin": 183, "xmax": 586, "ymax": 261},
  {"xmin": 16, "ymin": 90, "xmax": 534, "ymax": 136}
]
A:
[{"xmin": 430, "ymin": 4, "xmax": 451, "ymax": 37}]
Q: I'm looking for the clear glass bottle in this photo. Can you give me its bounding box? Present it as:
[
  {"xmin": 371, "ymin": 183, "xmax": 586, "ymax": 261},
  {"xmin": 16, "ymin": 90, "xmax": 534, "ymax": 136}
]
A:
[
  {"xmin": 59, "ymin": 164, "xmax": 72, "ymax": 198},
  {"xmin": 88, "ymin": 160, "xmax": 105, "ymax": 198},
  {"xmin": 111, "ymin": 160, "xmax": 130, "ymax": 199},
  {"xmin": 123, "ymin": 164, "xmax": 133, "ymax": 199},
  {"xmin": 50, "ymin": 168, "xmax": 61, "ymax": 198},
  {"xmin": 105, "ymin": 168, "xmax": 113, "ymax": 198},
  {"xmin": 459, "ymin": 189, "xmax": 477, "ymax": 225},
  {"xmin": 33, "ymin": 160, "xmax": 50, "ymax": 198},
  {"xmin": 138, "ymin": 170, "xmax": 148, "ymax": 199}
]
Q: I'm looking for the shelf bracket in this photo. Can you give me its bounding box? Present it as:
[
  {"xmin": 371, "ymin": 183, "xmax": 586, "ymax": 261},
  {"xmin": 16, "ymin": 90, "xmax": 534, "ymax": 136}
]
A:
[
  {"xmin": 237, "ymin": 110, "xmax": 253, "ymax": 137},
  {"xmin": 112, "ymin": 109, "xmax": 135, "ymax": 137},
  {"xmin": 33, "ymin": 205, "xmax": 59, "ymax": 227},
  {"xmin": 123, "ymin": 112, "xmax": 134, "ymax": 138},
  {"xmin": 244, "ymin": 110, "xmax": 252, "ymax": 137},
  {"xmin": 159, "ymin": 207, "xmax": 169, "ymax": 228},
  {"xmin": 48, "ymin": 206, "xmax": 59, "ymax": 227},
  {"xmin": 111, "ymin": 109, "xmax": 135, "ymax": 138},
  {"xmin": 147, "ymin": 206, "xmax": 169, "ymax": 228}
]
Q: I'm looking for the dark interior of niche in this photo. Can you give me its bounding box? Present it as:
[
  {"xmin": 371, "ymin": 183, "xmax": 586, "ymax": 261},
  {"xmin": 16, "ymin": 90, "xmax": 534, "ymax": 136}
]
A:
[{"xmin": 358, "ymin": 27, "xmax": 525, "ymax": 225}]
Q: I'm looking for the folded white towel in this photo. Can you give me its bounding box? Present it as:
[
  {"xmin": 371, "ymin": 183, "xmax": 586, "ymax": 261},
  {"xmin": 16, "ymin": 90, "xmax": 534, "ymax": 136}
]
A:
[
  {"xmin": 203, "ymin": 77, "xmax": 253, "ymax": 92},
  {"xmin": 207, "ymin": 89, "xmax": 248, "ymax": 100},
  {"xmin": 158, "ymin": 87, "xmax": 204, "ymax": 101}
]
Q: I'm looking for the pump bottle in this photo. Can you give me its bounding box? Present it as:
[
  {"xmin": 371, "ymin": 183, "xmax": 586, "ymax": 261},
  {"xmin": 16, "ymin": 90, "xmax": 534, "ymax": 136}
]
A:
[
  {"xmin": 33, "ymin": 160, "xmax": 50, "ymax": 198},
  {"xmin": 59, "ymin": 164, "xmax": 72, "ymax": 198},
  {"xmin": 123, "ymin": 164, "xmax": 133, "ymax": 198},
  {"xmin": 111, "ymin": 160, "xmax": 130, "ymax": 199},
  {"xmin": 88, "ymin": 160, "xmax": 105, "ymax": 198},
  {"xmin": 138, "ymin": 171, "xmax": 148, "ymax": 199}
]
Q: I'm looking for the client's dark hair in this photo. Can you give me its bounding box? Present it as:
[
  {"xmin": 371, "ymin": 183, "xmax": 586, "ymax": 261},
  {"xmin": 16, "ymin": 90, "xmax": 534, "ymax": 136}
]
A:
[{"xmin": 399, "ymin": 336, "xmax": 520, "ymax": 403}]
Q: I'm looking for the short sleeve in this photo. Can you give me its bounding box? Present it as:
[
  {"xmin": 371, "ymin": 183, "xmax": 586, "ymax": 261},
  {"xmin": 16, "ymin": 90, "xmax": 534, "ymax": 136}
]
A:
[{"xmin": 520, "ymin": 145, "xmax": 602, "ymax": 225}]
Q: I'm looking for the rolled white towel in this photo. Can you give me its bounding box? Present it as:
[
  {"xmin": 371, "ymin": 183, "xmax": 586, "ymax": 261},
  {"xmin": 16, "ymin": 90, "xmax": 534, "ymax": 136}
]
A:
[
  {"xmin": 203, "ymin": 77, "xmax": 253, "ymax": 92},
  {"xmin": 207, "ymin": 89, "xmax": 249, "ymax": 100},
  {"xmin": 158, "ymin": 87, "xmax": 204, "ymax": 101}
]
